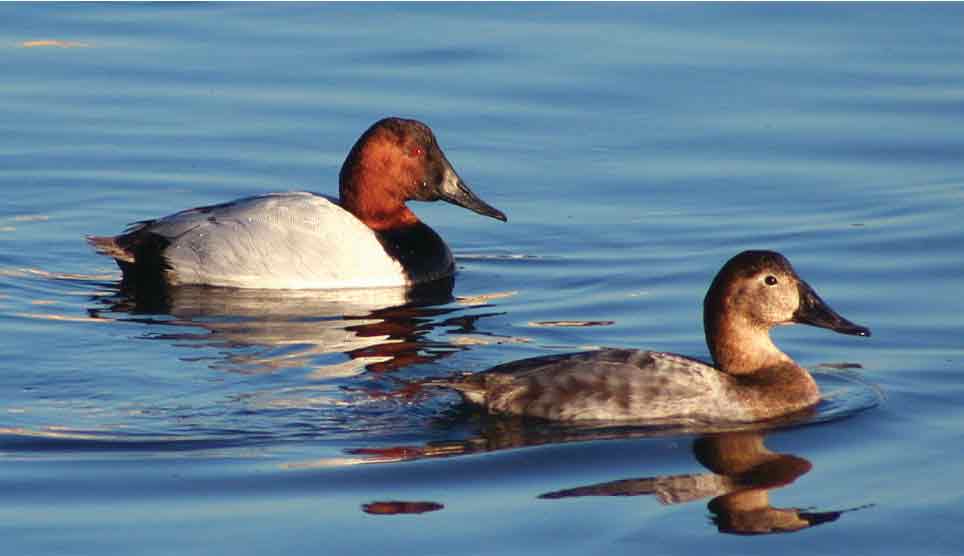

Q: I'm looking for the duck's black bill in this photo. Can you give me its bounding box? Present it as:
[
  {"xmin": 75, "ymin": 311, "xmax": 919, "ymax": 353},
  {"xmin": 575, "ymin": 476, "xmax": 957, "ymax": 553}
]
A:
[
  {"xmin": 798, "ymin": 510, "xmax": 843, "ymax": 528},
  {"xmin": 793, "ymin": 281, "xmax": 871, "ymax": 337},
  {"xmin": 438, "ymin": 164, "xmax": 507, "ymax": 222},
  {"xmin": 442, "ymin": 179, "xmax": 507, "ymax": 221}
]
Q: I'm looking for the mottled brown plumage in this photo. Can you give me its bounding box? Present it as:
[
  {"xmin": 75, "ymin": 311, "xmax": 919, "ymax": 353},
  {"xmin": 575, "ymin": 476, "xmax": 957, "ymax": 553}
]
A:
[{"xmin": 432, "ymin": 251, "xmax": 870, "ymax": 423}]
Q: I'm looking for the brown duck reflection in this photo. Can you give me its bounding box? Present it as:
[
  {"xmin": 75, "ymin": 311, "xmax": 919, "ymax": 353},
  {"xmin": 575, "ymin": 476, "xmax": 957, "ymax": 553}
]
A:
[
  {"xmin": 362, "ymin": 500, "xmax": 444, "ymax": 516},
  {"xmin": 90, "ymin": 277, "xmax": 507, "ymax": 376},
  {"xmin": 348, "ymin": 424, "xmax": 862, "ymax": 533},
  {"xmin": 540, "ymin": 431, "xmax": 845, "ymax": 535}
]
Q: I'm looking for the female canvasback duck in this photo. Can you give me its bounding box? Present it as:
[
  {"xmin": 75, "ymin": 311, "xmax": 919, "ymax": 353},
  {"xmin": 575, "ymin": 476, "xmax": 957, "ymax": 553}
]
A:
[
  {"xmin": 88, "ymin": 117, "xmax": 506, "ymax": 290},
  {"xmin": 433, "ymin": 251, "xmax": 870, "ymax": 423}
]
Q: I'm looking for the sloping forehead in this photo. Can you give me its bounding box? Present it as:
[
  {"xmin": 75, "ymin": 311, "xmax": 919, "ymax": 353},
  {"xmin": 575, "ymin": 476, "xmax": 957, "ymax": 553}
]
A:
[
  {"xmin": 368, "ymin": 117, "xmax": 435, "ymax": 146},
  {"xmin": 722, "ymin": 250, "xmax": 796, "ymax": 279}
]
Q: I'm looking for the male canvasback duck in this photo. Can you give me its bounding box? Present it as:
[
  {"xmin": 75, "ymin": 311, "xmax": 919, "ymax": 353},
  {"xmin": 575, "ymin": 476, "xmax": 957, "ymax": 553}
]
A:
[
  {"xmin": 88, "ymin": 117, "xmax": 506, "ymax": 290},
  {"xmin": 433, "ymin": 250, "xmax": 871, "ymax": 423}
]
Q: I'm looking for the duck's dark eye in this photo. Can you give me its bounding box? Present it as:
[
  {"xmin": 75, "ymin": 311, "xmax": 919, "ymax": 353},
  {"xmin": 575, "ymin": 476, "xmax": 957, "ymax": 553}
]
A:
[{"xmin": 765, "ymin": 275, "xmax": 778, "ymax": 286}]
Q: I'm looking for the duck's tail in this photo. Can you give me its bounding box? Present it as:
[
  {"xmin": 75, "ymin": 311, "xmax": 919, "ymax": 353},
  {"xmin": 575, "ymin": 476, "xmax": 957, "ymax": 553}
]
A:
[
  {"xmin": 344, "ymin": 372, "xmax": 482, "ymax": 404},
  {"xmin": 87, "ymin": 220, "xmax": 157, "ymax": 264},
  {"xmin": 86, "ymin": 235, "xmax": 135, "ymax": 263},
  {"xmin": 420, "ymin": 373, "xmax": 487, "ymax": 405}
]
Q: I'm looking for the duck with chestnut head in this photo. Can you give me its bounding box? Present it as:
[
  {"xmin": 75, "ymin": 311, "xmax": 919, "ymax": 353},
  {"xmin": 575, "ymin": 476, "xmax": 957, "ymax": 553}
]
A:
[{"xmin": 88, "ymin": 117, "xmax": 506, "ymax": 291}]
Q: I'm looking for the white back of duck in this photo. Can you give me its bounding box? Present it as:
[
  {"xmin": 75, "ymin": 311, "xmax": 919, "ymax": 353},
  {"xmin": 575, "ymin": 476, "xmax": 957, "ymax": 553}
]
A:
[{"xmin": 147, "ymin": 192, "xmax": 416, "ymax": 289}]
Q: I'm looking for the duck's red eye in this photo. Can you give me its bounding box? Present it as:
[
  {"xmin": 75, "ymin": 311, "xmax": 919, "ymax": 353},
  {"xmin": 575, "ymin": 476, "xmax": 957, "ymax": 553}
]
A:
[{"xmin": 410, "ymin": 146, "xmax": 425, "ymax": 158}]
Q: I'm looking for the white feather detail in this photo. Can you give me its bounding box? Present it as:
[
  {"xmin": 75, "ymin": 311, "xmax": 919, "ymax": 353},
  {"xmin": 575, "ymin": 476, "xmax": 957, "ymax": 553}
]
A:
[{"xmin": 147, "ymin": 192, "xmax": 409, "ymax": 289}]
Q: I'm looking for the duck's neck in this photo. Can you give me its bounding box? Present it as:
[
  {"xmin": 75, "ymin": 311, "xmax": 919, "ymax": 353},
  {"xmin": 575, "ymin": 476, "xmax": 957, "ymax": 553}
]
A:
[
  {"xmin": 340, "ymin": 186, "xmax": 419, "ymax": 231},
  {"xmin": 339, "ymin": 156, "xmax": 419, "ymax": 232},
  {"xmin": 705, "ymin": 314, "xmax": 793, "ymax": 376},
  {"xmin": 706, "ymin": 314, "xmax": 820, "ymax": 417}
]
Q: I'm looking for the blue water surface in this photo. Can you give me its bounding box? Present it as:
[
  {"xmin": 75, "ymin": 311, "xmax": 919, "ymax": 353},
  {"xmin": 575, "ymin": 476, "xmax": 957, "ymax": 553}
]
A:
[{"xmin": 2, "ymin": 3, "xmax": 964, "ymax": 555}]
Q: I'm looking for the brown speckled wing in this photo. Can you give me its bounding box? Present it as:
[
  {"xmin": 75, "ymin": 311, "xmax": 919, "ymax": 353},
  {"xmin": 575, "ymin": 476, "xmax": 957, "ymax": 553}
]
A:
[{"xmin": 477, "ymin": 349, "xmax": 729, "ymax": 421}]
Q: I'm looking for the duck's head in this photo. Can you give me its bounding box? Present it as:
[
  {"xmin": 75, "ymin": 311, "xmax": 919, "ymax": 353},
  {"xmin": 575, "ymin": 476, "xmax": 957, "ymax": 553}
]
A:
[
  {"xmin": 339, "ymin": 117, "xmax": 506, "ymax": 231},
  {"xmin": 703, "ymin": 250, "xmax": 870, "ymax": 374}
]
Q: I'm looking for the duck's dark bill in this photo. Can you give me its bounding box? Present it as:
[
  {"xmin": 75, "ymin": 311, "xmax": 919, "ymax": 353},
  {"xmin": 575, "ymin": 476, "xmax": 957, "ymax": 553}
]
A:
[
  {"xmin": 441, "ymin": 179, "xmax": 507, "ymax": 221},
  {"xmin": 438, "ymin": 164, "xmax": 507, "ymax": 222},
  {"xmin": 793, "ymin": 281, "xmax": 871, "ymax": 337}
]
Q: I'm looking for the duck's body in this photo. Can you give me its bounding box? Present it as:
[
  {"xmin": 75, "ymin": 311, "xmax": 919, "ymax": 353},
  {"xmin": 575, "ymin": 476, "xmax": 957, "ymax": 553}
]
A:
[
  {"xmin": 436, "ymin": 251, "xmax": 870, "ymax": 424},
  {"xmin": 89, "ymin": 118, "xmax": 506, "ymax": 290},
  {"xmin": 445, "ymin": 349, "xmax": 819, "ymax": 423},
  {"xmin": 92, "ymin": 192, "xmax": 451, "ymax": 289}
]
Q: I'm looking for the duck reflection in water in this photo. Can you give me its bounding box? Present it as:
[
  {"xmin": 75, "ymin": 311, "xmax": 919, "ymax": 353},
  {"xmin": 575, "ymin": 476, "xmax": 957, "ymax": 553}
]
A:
[
  {"xmin": 351, "ymin": 426, "xmax": 865, "ymax": 534},
  {"xmin": 361, "ymin": 500, "xmax": 444, "ymax": 516},
  {"xmin": 540, "ymin": 431, "xmax": 852, "ymax": 535},
  {"xmin": 90, "ymin": 277, "xmax": 506, "ymax": 376}
]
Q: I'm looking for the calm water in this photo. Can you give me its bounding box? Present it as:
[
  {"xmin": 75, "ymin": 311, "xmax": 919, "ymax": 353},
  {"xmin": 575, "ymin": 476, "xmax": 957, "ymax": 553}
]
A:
[{"xmin": 2, "ymin": 3, "xmax": 964, "ymax": 554}]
